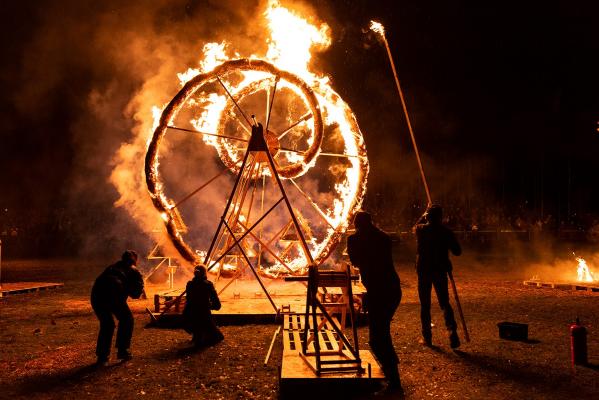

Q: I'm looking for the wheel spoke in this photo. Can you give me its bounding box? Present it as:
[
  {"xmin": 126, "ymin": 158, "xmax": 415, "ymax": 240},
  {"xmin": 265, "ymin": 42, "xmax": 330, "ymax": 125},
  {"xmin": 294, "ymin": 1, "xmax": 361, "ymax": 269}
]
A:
[
  {"xmin": 287, "ymin": 178, "xmax": 335, "ymax": 229},
  {"xmin": 276, "ymin": 147, "xmax": 305, "ymax": 155},
  {"xmin": 244, "ymin": 163, "xmax": 261, "ymax": 226},
  {"xmin": 315, "ymin": 152, "xmax": 365, "ymax": 159},
  {"xmin": 277, "ymin": 147, "xmax": 364, "ymax": 160},
  {"xmin": 265, "ymin": 76, "xmax": 280, "ymax": 131},
  {"xmin": 167, "ymin": 125, "xmax": 248, "ymax": 143},
  {"xmin": 172, "ymin": 168, "xmax": 230, "ymax": 208},
  {"xmin": 216, "ymin": 75, "xmax": 253, "ymax": 127},
  {"xmin": 229, "ymin": 110, "xmax": 251, "ymax": 136},
  {"xmin": 277, "ymin": 113, "xmax": 313, "ymax": 140}
]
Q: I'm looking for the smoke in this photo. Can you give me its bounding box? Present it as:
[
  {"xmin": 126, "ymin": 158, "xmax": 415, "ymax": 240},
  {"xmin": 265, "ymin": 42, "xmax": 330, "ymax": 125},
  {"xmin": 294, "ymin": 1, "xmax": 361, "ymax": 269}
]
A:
[
  {"xmin": 5, "ymin": 0, "xmax": 285, "ymax": 258},
  {"xmin": 2, "ymin": 0, "xmax": 498, "ymax": 265},
  {"xmin": 10, "ymin": 0, "xmax": 583, "ymax": 274}
]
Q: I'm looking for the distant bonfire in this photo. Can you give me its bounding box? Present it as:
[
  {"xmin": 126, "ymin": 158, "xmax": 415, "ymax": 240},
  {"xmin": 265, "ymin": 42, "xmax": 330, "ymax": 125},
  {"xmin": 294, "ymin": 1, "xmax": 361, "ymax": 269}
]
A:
[{"xmin": 575, "ymin": 256, "xmax": 595, "ymax": 283}]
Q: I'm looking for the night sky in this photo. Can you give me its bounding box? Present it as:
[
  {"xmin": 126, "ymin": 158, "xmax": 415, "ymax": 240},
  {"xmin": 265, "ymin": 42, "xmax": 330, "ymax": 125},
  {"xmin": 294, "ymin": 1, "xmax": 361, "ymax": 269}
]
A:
[{"xmin": 1, "ymin": 0, "xmax": 598, "ymax": 256}]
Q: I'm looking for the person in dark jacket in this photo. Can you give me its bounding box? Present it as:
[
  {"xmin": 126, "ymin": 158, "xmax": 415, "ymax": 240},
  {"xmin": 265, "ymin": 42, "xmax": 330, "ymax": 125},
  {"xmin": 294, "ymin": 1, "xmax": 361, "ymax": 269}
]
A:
[
  {"xmin": 183, "ymin": 265, "xmax": 223, "ymax": 348},
  {"xmin": 347, "ymin": 211, "xmax": 402, "ymax": 392},
  {"xmin": 414, "ymin": 205, "xmax": 462, "ymax": 348},
  {"xmin": 90, "ymin": 250, "xmax": 144, "ymax": 365}
]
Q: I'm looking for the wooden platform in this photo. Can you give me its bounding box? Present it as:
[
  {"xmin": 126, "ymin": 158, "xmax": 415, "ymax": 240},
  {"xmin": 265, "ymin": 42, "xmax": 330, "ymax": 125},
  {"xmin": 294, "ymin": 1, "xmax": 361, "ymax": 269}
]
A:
[
  {"xmin": 146, "ymin": 279, "xmax": 366, "ymax": 324},
  {"xmin": 280, "ymin": 313, "xmax": 384, "ymax": 391},
  {"xmin": 523, "ymin": 280, "xmax": 599, "ymax": 293},
  {"xmin": 0, "ymin": 282, "xmax": 63, "ymax": 297}
]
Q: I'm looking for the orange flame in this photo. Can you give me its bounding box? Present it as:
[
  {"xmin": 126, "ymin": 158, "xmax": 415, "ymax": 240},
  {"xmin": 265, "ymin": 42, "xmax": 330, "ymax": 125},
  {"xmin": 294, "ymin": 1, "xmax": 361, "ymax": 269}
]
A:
[
  {"xmin": 576, "ymin": 256, "xmax": 595, "ymax": 283},
  {"xmin": 369, "ymin": 20, "xmax": 385, "ymax": 37}
]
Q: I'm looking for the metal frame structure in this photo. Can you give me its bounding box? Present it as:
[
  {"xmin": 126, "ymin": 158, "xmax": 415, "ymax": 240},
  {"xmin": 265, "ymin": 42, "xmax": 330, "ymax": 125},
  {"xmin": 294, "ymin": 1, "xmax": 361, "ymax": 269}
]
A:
[
  {"xmin": 202, "ymin": 122, "xmax": 315, "ymax": 312},
  {"xmin": 155, "ymin": 122, "xmax": 316, "ymax": 317}
]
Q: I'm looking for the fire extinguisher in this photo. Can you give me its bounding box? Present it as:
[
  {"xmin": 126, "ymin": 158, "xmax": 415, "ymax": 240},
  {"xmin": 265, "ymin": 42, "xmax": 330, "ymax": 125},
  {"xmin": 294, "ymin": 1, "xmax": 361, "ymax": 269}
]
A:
[{"xmin": 570, "ymin": 317, "xmax": 587, "ymax": 366}]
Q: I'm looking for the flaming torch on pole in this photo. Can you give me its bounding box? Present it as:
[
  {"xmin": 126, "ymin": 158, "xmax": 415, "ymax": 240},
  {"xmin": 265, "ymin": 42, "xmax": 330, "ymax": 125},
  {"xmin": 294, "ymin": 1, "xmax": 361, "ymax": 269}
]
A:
[
  {"xmin": 369, "ymin": 20, "xmax": 432, "ymax": 206},
  {"xmin": 370, "ymin": 20, "xmax": 470, "ymax": 342}
]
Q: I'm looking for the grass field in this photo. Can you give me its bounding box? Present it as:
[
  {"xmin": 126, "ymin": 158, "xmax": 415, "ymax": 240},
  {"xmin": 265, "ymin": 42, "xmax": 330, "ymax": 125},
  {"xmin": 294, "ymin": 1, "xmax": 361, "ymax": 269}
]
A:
[{"xmin": 0, "ymin": 255, "xmax": 598, "ymax": 399}]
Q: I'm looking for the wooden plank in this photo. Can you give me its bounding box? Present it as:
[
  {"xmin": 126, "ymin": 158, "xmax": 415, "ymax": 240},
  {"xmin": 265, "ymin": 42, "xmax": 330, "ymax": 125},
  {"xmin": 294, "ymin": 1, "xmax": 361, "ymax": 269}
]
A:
[
  {"xmin": 287, "ymin": 313, "xmax": 343, "ymax": 353},
  {"xmin": 282, "ymin": 314, "xmax": 293, "ymax": 351},
  {"xmin": 0, "ymin": 282, "xmax": 63, "ymax": 296},
  {"xmin": 291, "ymin": 314, "xmax": 303, "ymax": 351},
  {"xmin": 313, "ymin": 315, "xmax": 327, "ymax": 351},
  {"xmin": 281, "ymin": 349, "xmax": 384, "ymax": 380},
  {"xmin": 322, "ymin": 319, "xmax": 340, "ymax": 351},
  {"xmin": 264, "ymin": 326, "xmax": 281, "ymax": 365},
  {"xmin": 302, "ymin": 314, "xmax": 315, "ymax": 352},
  {"xmin": 523, "ymin": 281, "xmax": 599, "ymax": 293},
  {"xmin": 283, "ymin": 330, "xmax": 294, "ymax": 351},
  {"xmin": 283, "ymin": 313, "xmax": 291, "ymax": 330}
]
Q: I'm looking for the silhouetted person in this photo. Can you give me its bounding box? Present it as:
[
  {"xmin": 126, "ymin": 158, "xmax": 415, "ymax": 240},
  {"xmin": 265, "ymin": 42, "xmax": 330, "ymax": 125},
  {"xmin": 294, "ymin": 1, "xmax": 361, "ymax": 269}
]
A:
[
  {"xmin": 91, "ymin": 250, "xmax": 144, "ymax": 365},
  {"xmin": 415, "ymin": 205, "xmax": 462, "ymax": 348},
  {"xmin": 347, "ymin": 211, "xmax": 402, "ymax": 392},
  {"xmin": 183, "ymin": 265, "xmax": 223, "ymax": 347}
]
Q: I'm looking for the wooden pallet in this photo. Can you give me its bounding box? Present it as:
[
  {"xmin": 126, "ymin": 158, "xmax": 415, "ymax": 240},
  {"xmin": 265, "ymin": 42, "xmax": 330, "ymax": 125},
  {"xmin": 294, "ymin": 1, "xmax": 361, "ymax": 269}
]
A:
[
  {"xmin": 280, "ymin": 313, "xmax": 384, "ymax": 387},
  {"xmin": 282, "ymin": 312, "xmax": 343, "ymax": 353},
  {"xmin": 153, "ymin": 290, "xmax": 186, "ymax": 313},
  {"xmin": 523, "ymin": 280, "xmax": 599, "ymax": 293},
  {"xmin": 0, "ymin": 282, "xmax": 63, "ymax": 297}
]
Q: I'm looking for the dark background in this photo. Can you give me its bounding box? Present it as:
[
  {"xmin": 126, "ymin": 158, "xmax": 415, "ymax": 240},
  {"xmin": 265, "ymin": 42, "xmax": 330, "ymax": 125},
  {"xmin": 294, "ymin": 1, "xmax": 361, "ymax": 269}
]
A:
[{"xmin": 1, "ymin": 0, "xmax": 598, "ymax": 257}]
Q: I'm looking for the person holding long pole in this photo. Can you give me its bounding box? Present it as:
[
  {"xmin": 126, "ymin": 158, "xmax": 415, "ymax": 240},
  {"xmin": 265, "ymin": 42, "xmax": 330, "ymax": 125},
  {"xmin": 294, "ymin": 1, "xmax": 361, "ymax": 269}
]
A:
[
  {"xmin": 414, "ymin": 205, "xmax": 464, "ymax": 348},
  {"xmin": 371, "ymin": 21, "xmax": 470, "ymax": 346}
]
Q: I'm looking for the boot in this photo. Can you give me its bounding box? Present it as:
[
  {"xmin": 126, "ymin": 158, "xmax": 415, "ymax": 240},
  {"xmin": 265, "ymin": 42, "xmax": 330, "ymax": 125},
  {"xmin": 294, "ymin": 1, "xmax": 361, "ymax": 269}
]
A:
[
  {"xmin": 116, "ymin": 349, "xmax": 133, "ymax": 361},
  {"xmin": 449, "ymin": 330, "xmax": 460, "ymax": 349},
  {"xmin": 95, "ymin": 357, "xmax": 109, "ymax": 367},
  {"xmin": 384, "ymin": 364, "xmax": 403, "ymax": 391}
]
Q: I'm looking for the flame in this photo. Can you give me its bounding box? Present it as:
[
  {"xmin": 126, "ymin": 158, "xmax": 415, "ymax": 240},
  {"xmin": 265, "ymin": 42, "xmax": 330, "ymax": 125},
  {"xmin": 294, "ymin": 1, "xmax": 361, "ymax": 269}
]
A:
[
  {"xmin": 140, "ymin": 0, "xmax": 368, "ymax": 276},
  {"xmin": 265, "ymin": 3, "xmax": 330, "ymax": 78},
  {"xmin": 177, "ymin": 42, "xmax": 230, "ymax": 85},
  {"xmin": 369, "ymin": 20, "xmax": 385, "ymax": 37},
  {"xmin": 576, "ymin": 256, "xmax": 595, "ymax": 282}
]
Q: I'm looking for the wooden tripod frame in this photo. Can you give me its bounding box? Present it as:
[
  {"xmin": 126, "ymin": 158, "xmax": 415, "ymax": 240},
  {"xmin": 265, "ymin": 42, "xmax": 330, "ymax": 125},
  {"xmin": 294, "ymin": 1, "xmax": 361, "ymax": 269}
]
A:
[
  {"xmin": 202, "ymin": 123, "xmax": 315, "ymax": 312},
  {"xmin": 155, "ymin": 123, "xmax": 314, "ymax": 317}
]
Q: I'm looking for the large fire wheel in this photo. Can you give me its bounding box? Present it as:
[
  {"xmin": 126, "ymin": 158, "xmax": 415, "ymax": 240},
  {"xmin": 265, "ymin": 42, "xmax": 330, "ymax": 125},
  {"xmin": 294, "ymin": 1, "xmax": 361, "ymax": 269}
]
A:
[{"xmin": 146, "ymin": 58, "xmax": 368, "ymax": 278}]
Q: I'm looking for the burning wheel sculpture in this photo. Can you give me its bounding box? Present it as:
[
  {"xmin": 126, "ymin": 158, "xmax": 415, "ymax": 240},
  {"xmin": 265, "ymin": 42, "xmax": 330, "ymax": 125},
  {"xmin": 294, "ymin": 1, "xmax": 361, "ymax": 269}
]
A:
[{"xmin": 145, "ymin": 58, "xmax": 368, "ymax": 279}]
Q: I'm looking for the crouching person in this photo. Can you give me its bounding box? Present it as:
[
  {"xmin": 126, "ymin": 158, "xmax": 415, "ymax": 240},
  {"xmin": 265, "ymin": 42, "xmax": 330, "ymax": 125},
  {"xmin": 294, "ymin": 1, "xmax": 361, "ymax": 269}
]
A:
[
  {"xmin": 183, "ymin": 265, "xmax": 224, "ymax": 347},
  {"xmin": 91, "ymin": 250, "xmax": 144, "ymax": 366}
]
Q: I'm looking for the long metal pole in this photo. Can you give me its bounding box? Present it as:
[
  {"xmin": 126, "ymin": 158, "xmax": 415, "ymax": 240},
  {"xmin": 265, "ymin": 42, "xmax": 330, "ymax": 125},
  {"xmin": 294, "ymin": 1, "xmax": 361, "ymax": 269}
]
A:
[
  {"xmin": 377, "ymin": 29, "xmax": 432, "ymax": 206},
  {"xmin": 448, "ymin": 271, "xmax": 470, "ymax": 342}
]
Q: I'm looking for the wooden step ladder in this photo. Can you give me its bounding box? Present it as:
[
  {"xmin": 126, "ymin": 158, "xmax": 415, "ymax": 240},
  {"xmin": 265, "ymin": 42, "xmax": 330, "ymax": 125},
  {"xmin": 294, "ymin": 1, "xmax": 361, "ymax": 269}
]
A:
[{"xmin": 299, "ymin": 265, "xmax": 364, "ymax": 375}]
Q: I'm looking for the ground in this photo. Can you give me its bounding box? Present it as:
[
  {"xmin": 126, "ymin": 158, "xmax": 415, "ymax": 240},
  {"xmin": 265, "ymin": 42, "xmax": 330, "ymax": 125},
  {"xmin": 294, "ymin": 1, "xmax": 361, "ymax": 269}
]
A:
[{"xmin": 0, "ymin": 255, "xmax": 598, "ymax": 400}]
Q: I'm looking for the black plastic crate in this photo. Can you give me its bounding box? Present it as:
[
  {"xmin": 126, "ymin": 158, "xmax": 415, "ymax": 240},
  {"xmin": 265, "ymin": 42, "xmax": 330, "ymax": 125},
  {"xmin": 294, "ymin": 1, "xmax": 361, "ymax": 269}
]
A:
[{"xmin": 497, "ymin": 321, "xmax": 528, "ymax": 341}]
